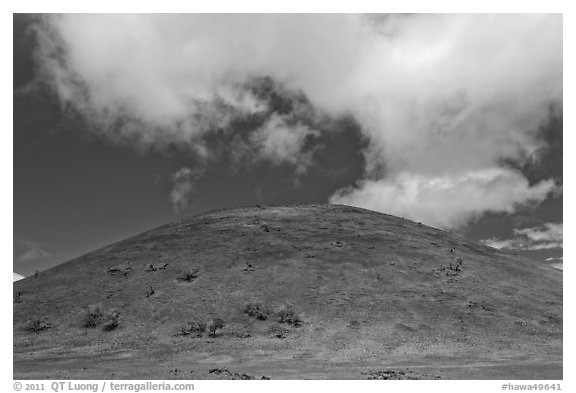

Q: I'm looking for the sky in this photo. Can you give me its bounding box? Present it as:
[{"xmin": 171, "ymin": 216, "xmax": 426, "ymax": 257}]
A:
[{"xmin": 13, "ymin": 13, "xmax": 563, "ymax": 276}]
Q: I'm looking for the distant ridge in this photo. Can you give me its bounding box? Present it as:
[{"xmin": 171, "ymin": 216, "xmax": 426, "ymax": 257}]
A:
[{"xmin": 13, "ymin": 272, "xmax": 25, "ymax": 282}]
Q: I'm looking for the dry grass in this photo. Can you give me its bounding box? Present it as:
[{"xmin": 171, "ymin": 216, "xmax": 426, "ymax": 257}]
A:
[{"xmin": 13, "ymin": 204, "xmax": 563, "ymax": 379}]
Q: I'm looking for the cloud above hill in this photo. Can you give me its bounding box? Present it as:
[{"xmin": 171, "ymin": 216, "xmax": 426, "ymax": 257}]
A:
[
  {"xmin": 331, "ymin": 169, "xmax": 558, "ymax": 229},
  {"xmin": 169, "ymin": 167, "xmax": 204, "ymax": 213},
  {"xmin": 32, "ymin": 14, "xmax": 562, "ymax": 226},
  {"xmin": 14, "ymin": 239, "xmax": 53, "ymax": 263},
  {"xmin": 481, "ymin": 223, "xmax": 563, "ymax": 251},
  {"xmin": 546, "ymin": 256, "xmax": 563, "ymax": 271}
]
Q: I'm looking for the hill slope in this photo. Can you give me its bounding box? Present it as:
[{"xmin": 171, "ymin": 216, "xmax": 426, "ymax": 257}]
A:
[{"xmin": 13, "ymin": 205, "xmax": 562, "ymax": 379}]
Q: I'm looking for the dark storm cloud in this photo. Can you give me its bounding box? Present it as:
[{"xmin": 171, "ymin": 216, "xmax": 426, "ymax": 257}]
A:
[{"xmin": 31, "ymin": 14, "xmax": 562, "ymax": 228}]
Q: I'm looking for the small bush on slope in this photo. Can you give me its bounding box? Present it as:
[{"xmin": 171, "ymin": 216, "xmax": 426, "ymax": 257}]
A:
[
  {"xmin": 208, "ymin": 318, "xmax": 225, "ymax": 337},
  {"xmin": 276, "ymin": 304, "xmax": 303, "ymax": 326},
  {"xmin": 178, "ymin": 319, "xmax": 207, "ymax": 336},
  {"xmin": 25, "ymin": 318, "xmax": 51, "ymax": 333},
  {"xmin": 177, "ymin": 267, "xmax": 200, "ymax": 282},
  {"xmin": 244, "ymin": 303, "xmax": 270, "ymax": 320},
  {"xmin": 82, "ymin": 304, "xmax": 120, "ymax": 331}
]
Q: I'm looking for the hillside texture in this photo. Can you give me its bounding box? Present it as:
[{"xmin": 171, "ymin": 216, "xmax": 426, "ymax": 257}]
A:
[{"xmin": 13, "ymin": 205, "xmax": 562, "ymax": 379}]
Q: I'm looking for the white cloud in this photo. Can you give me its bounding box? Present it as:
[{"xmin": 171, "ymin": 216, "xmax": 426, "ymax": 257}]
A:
[
  {"xmin": 481, "ymin": 222, "xmax": 563, "ymax": 251},
  {"xmin": 481, "ymin": 238, "xmax": 517, "ymax": 250},
  {"xmin": 546, "ymin": 256, "xmax": 563, "ymax": 262},
  {"xmin": 331, "ymin": 168, "xmax": 558, "ymax": 229},
  {"xmin": 169, "ymin": 167, "xmax": 204, "ymax": 213},
  {"xmin": 33, "ymin": 14, "xmax": 562, "ymax": 227},
  {"xmin": 13, "ymin": 273, "xmax": 25, "ymax": 282},
  {"xmin": 514, "ymin": 223, "xmax": 563, "ymax": 243},
  {"xmin": 251, "ymin": 114, "xmax": 320, "ymax": 176},
  {"xmin": 13, "ymin": 239, "xmax": 73, "ymax": 273},
  {"xmin": 329, "ymin": 14, "xmax": 562, "ymax": 228},
  {"xmin": 33, "ymin": 14, "xmax": 341, "ymax": 145},
  {"xmin": 15, "ymin": 246, "xmax": 52, "ymax": 263},
  {"xmin": 545, "ymin": 257, "xmax": 563, "ymax": 271}
]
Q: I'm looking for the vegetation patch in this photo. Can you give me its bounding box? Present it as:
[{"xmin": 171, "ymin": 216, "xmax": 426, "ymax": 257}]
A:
[
  {"xmin": 268, "ymin": 323, "xmax": 290, "ymax": 339},
  {"xmin": 467, "ymin": 301, "xmax": 495, "ymax": 313},
  {"xmin": 348, "ymin": 320, "xmax": 361, "ymax": 330},
  {"xmin": 276, "ymin": 304, "xmax": 302, "ymax": 326},
  {"xmin": 244, "ymin": 303, "xmax": 270, "ymax": 320},
  {"xmin": 102, "ymin": 311, "xmax": 120, "ymax": 331},
  {"xmin": 362, "ymin": 369, "xmax": 442, "ymax": 380},
  {"xmin": 177, "ymin": 267, "xmax": 200, "ymax": 282},
  {"xmin": 435, "ymin": 256, "xmax": 464, "ymax": 276},
  {"xmin": 108, "ymin": 260, "xmax": 132, "ymax": 275},
  {"xmin": 208, "ymin": 318, "xmax": 225, "ymax": 337},
  {"xmin": 146, "ymin": 262, "xmax": 168, "ymax": 272},
  {"xmin": 145, "ymin": 285, "xmax": 155, "ymax": 297},
  {"xmin": 450, "ymin": 256, "xmax": 464, "ymax": 271},
  {"xmin": 208, "ymin": 368, "xmax": 270, "ymax": 380},
  {"xmin": 242, "ymin": 263, "xmax": 255, "ymax": 272},
  {"xmin": 25, "ymin": 318, "xmax": 51, "ymax": 333},
  {"xmin": 82, "ymin": 304, "xmax": 120, "ymax": 331},
  {"xmin": 178, "ymin": 319, "xmax": 207, "ymax": 337}
]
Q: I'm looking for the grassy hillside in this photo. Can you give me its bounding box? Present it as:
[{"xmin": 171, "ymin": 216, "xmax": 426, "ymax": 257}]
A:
[{"xmin": 13, "ymin": 205, "xmax": 562, "ymax": 379}]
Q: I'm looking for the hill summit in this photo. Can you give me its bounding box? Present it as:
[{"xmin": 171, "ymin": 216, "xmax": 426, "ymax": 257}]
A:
[{"xmin": 13, "ymin": 204, "xmax": 562, "ymax": 379}]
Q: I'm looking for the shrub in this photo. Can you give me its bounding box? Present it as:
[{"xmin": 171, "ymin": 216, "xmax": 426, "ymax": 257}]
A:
[
  {"xmin": 178, "ymin": 267, "xmax": 200, "ymax": 282},
  {"xmin": 276, "ymin": 305, "xmax": 302, "ymax": 326},
  {"xmin": 208, "ymin": 318, "xmax": 225, "ymax": 337},
  {"xmin": 83, "ymin": 304, "xmax": 120, "ymax": 331},
  {"xmin": 242, "ymin": 263, "xmax": 255, "ymax": 272},
  {"xmin": 146, "ymin": 262, "xmax": 168, "ymax": 272},
  {"xmin": 146, "ymin": 263, "xmax": 157, "ymax": 272},
  {"xmin": 25, "ymin": 318, "xmax": 51, "ymax": 333},
  {"xmin": 102, "ymin": 310, "xmax": 120, "ymax": 331},
  {"xmin": 179, "ymin": 319, "xmax": 207, "ymax": 336},
  {"xmin": 450, "ymin": 256, "xmax": 464, "ymax": 271},
  {"xmin": 191, "ymin": 320, "xmax": 207, "ymax": 333},
  {"xmin": 244, "ymin": 303, "xmax": 270, "ymax": 320},
  {"xmin": 268, "ymin": 323, "xmax": 289, "ymax": 339},
  {"xmin": 83, "ymin": 304, "xmax": 104, "ymax": 328}
]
